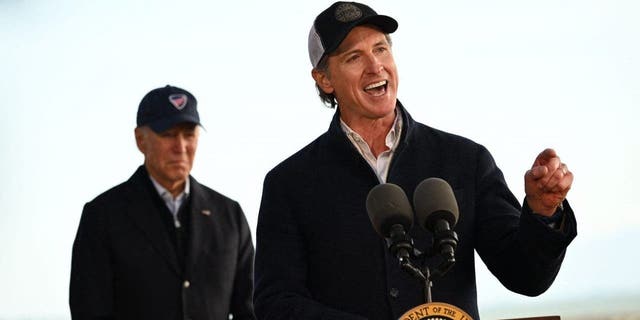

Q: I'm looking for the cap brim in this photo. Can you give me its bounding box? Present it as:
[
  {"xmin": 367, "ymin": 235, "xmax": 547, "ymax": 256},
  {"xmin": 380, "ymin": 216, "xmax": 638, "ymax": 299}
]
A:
[
  {"xmin": 324, "ymin": 14, "xmax": 398, "ymax": 58},
  {"xmin": 361, "ymin": 15, "xmax": 398, "ymax": 35}
]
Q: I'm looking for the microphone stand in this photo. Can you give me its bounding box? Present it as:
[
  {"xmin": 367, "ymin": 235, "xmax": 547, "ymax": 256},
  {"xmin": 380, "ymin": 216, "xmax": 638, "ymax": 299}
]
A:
[
  {"xmin": 388, "ymin": 224, "xmax": 431, "ymax": 302},
  {"xmin": 405, "ymin": 256, "xmax": 455, "ymax": 304},
  {"xmin": 399, "ymin": 258, "xmax": 431, "ymax": 303},
  {"xmin": 391, "ymin": 228, "xmax": 459, "ymax": 304}
]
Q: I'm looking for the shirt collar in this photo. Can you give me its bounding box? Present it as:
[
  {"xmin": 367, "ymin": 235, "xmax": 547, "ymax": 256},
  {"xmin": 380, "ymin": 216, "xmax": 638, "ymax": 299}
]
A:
[
  {"xmin": 339, "ymin": 108, "xmax": 403, "ymax": 150},
  {"xmin": 148, "ymin": 174, "xmax": 190, "ymax": 200}
]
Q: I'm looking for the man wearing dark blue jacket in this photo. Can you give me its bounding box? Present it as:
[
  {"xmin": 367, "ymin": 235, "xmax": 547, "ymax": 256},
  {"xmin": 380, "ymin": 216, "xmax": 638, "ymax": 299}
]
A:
[
  {"xmin": 70, "ymin": 85, "xmax": 255, "ymax": 320},
  {"xmin": 253, "ymin": 2, "xmax": 577, "ymax": 319}
]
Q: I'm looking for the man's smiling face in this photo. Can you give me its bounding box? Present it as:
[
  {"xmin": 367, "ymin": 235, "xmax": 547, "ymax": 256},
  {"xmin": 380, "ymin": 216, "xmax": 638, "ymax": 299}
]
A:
[{"xmin": 316, "ymin": 25, "xmax": 398, "ymax": 125}]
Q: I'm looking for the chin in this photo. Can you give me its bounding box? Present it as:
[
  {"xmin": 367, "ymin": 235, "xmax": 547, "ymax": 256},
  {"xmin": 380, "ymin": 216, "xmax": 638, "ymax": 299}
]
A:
[
  {"xmin": 373, "ymin": 101, "xmax": 396, "ymax": 115},
  {"xmin": 167, "ymin": 168, "xmax": 189, "ymax": 180}
]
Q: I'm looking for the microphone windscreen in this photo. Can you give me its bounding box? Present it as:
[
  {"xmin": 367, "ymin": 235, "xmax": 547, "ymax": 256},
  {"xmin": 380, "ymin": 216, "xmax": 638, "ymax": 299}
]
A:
[
  {"xmin": 413, "ymin": 178, "xmax": 459, "ymax": 232},
  {"xmin": 366, "ymin": 183, "xmax": 414, "ymax": 238}
]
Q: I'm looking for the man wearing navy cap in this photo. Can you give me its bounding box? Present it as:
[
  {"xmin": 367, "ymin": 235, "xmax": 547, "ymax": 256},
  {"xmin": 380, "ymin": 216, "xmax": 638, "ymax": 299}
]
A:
[
  {"xmin": 70, "ymin": 85, "xmax": 256, "ymax": 320},
  {"xmin": 254, "ymin": 2, "xmax": 577, "ymax": 319}
]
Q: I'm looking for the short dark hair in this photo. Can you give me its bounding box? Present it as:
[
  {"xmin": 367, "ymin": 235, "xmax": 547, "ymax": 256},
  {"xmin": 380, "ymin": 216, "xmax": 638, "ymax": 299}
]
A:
[{"xmin": 312, "ymin": 33, "xmax": 393, "ymax": 109}]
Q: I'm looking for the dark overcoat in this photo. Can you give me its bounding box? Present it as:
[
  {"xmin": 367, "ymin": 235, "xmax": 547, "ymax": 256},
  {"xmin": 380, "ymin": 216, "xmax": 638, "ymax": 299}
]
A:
[
  {"xmin": 254, "ymin": 103, "xmax": 576, "ymax": 320},
  {"xmin": 70, "ymin": 166, "xmax": 255, "ymax": 320}
]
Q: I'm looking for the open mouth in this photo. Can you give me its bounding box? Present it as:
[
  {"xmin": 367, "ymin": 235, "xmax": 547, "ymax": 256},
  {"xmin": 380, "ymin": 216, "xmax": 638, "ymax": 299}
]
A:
[{"xmin": 364, "ymin": 80, "xmax": 388, "ymax": 96}]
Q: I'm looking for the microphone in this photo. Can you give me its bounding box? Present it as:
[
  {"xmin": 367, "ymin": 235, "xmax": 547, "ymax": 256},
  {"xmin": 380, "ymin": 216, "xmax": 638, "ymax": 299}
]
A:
[
  {"xmin": 366, "ymin": 183, "xmax": 414, "ymax": 264},
  {"xmin": 413, "ymin": 178, "xmax": 459, "ymax": 264}
]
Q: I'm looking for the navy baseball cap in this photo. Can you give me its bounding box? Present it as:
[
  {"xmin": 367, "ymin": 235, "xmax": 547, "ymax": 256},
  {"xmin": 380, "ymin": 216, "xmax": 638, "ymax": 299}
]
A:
[
  {"xmin": 308, "ymin": 2, "xmax": 398, "ymax": 68},
  {"xmin": 136, "ymin": 85, "xmax": 201, "ymax": 133}
]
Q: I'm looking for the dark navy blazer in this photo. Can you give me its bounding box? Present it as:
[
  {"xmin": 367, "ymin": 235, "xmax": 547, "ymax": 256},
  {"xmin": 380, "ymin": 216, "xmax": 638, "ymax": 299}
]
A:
[
  {"xmin": 70, "ymin": 166, "xmax": 255, "ymax": 320},
  {"xmin": 254, "ymin": 102, "xmax": 576, "ymax": 320}
]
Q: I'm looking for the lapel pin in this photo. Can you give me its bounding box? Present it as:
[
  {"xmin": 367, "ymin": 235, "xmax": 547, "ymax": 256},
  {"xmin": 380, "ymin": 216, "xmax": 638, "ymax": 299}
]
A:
[{"xmin": 201, "ymin": 209, "xmax": 211, "ymax": 216}]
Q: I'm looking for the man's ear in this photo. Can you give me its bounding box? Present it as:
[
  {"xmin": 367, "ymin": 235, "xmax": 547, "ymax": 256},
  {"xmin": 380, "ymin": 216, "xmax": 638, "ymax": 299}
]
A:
[
  {"xmin": 134, "ymin": 127, "xmax": 146, "ymax": 154},
  {"xmin": 311, "ymin": 69, "xmax": 334, "ymax": 95}
]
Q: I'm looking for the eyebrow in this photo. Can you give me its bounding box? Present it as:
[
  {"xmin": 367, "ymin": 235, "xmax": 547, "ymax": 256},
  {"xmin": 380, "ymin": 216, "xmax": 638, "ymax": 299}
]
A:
[{"xmin": 335, "ymin": 39, "xmax": 389, "ymax": 57}]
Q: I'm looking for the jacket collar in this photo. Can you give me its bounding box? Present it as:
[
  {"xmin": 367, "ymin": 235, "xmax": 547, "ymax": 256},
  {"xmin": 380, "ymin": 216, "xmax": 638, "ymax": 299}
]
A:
[
  {"xmin": 125, "ymin": 166, "xmax": 182, "ymax": 274},
  {"xmin": 184, "ymin": 177, "xmax": 214, "ymax": 277},
  {"xmin": 327, "ymin": 99, "xmax": 415, "ymax": 153},
  {"xmin": 125, "ymin": 166, "xmax": 215, "ymax": 277}
]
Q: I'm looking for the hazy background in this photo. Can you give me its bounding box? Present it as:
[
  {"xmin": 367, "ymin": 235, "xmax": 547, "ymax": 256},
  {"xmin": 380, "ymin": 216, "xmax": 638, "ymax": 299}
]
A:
[{"xmin": 1, "ymin": 0, "xmax": 639, "ymax": 319}]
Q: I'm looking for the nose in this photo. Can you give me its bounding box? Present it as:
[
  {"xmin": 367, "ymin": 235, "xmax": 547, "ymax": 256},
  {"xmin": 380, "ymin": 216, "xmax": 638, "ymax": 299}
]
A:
[
  {"xmin": 173, "ymin": 134, "xmax": 188, "ymax": 152},
  {"xmin": 364, "ymin": 54, "xmax": 383, "ymax": 74}
]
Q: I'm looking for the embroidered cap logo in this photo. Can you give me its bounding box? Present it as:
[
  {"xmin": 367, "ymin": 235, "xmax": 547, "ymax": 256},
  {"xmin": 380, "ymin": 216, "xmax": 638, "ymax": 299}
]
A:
[
  {"xmin": 169, "ymin": 94, "xmax": 188, "ymax": 110},
  {"xmin": 334, "ymin": 3, "xmax": 362, "ymax": 22}
]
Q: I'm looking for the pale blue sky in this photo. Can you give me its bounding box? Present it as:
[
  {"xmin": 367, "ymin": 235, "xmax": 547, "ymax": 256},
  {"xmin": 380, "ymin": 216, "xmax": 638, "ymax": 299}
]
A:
[{"xmin": 1, "ymin": 1, "xmax": 639, "ymax": 319}]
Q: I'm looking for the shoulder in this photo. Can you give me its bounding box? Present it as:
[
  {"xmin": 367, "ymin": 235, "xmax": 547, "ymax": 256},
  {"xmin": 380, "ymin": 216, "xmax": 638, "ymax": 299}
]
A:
[
  {"xmin": 77, "ymin": 176, "xmax": 139, "ymax": 231},
  {"xmin": 189, "ymin": 177, "xmax": 248, "ymax": 221},
  {"xmin": 400, "ymin": 102, "xmax": 482, "ymax": 152},
  {"xmin": 411, "ymin": 122, "xmax": 479, "ymax": 148},
  {"xmin": 190, "ymin": 178, "xmax": 237, "ymax": 206},
  {"xmin": 409, "ymin": 121, "xmax": 490, "ymax": 159},
  {"xmin": 85, "ymin": 179, "xmax": 133, "ymax": 211},
  {"xmin": 82, "ymin": 166, "xmax": 152, "ymax": 215},
  {"xmin": 265, "ymin": 132, "xmax": 329, "ymax": 181}
]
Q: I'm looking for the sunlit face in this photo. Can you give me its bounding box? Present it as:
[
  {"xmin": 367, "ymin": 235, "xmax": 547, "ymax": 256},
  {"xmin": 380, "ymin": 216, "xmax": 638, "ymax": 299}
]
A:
[
  {"xmin": 135, "ymin": 123, "xmax": 199, "ymax": 190},
  {"xmin": 314, "ymin": 25, "xmax": 398, "ymax": 125}
]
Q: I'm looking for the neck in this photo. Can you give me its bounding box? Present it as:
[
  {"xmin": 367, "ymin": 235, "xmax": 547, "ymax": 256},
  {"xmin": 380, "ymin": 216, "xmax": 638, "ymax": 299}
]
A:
[
  {"xmin": 146, "ymin": 170, "xmax": 186, "ymax": 198},
  {"xmin": 162, "ymin": 180, "xmax": 186, "ymax": 198},
  {"xmin": 343, "ymin": 113, "xmax": 395, "ymax": 158}
]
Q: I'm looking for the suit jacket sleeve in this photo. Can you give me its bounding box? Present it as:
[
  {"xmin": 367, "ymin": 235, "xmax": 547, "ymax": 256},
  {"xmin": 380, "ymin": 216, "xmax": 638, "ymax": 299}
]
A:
[
  {"xmin": 253, "ymin": 171, "xmax": 367, "ymax": 320},
  {"xmin": 229, "ymin": 201, "xmax": 258, "ymax": 320},
  {"xmin": 69, "ymin": 201, "xmax": 114, "ymax": 320},
  {"xmin": 473, "ymin": 145, "xmax": 577, "ymax": 296}
]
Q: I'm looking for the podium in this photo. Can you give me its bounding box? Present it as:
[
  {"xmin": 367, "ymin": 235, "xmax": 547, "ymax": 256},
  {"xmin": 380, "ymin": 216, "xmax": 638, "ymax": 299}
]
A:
[
  {"xmin": 502, "ymin": 317, "xmax": 560, "ymax": 320},
  {"xmin": 399, "ymin": 302, "xmax": 561, "ymax": 320}
]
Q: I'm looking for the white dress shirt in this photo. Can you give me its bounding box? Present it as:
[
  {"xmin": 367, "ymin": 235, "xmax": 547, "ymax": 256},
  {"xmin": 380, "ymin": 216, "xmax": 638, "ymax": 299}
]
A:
[{"xmin": 340, "ymin": 109, "xmax": 403, "ymax": 183}]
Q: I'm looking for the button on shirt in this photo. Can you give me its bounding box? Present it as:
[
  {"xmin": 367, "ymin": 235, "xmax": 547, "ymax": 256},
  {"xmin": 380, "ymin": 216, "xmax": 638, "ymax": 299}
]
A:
[
  {"xmin": 340, "ymin": 109, "xmax": 403, "ymax": 183},
  {"xmin": 149, "ymin": 176, "xmax": 190, "ymax": 228}
]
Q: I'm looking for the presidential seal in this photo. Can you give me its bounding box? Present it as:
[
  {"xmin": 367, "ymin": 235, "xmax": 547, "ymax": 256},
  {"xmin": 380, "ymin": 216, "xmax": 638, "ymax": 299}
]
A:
[{"xmin": 399, "ymin": 302, "xmax": 473, "ymax": 320}]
